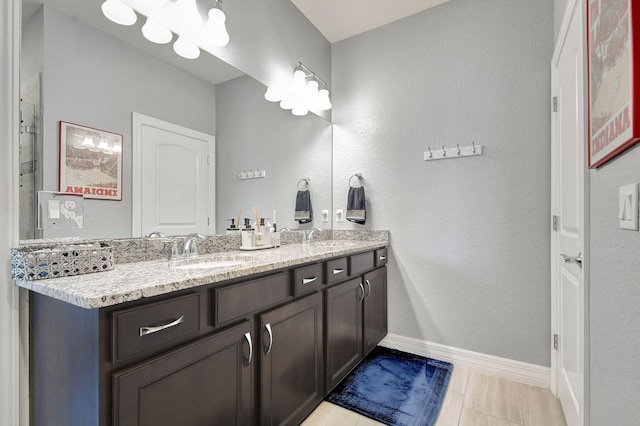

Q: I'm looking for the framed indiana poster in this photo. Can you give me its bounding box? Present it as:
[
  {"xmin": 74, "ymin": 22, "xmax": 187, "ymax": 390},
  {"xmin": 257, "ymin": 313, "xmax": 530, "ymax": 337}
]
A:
[
  {"xmin": 588, "ymin": 0, "xmax": 640, "ymax": 168},
  {"xmin": 59, "ymin": 121, "xmax": 123, "ymax": 200}
]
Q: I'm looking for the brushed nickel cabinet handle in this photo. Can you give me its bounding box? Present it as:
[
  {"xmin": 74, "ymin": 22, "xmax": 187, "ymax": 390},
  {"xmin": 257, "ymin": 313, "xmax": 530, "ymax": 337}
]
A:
[
  {"xmin": 265, "ymin": 323, "xmax": 273, "ymax": 355},
  {"xmin": 379, "ymin": 255, "xmax": 387, "ymax": 261},
  {"xmin": 302, "ymin": 276, "xmax": 317, "ymax": 285},
  {"xmin": 139, "ymin": 315, "xmax": 184, "ymax": 337},
  {"xmin": 244, "ymin": 332, "xmax": 253, "ymax": 366},
  {"xmin": 365, "ymin": 279, "xmax": 372, "ymax": 298},
  {"xmin": 358, "ymin": 282, "xmax": 365, "ymax": 303},
  {"xmin": 332, "ymin": 268, "xmax": 344, "ymax": 275}
]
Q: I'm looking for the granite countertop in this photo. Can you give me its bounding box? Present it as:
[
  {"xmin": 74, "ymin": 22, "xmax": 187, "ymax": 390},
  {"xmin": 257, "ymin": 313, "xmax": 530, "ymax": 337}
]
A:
[{"xmin": 15, "ymin": 240, "xmax": 388, "ymax": 309}]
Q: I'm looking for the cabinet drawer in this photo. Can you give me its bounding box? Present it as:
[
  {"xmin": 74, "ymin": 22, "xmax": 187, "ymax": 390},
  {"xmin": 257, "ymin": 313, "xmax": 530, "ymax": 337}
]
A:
[
  {"xmin": 375, "ymin": 248, "xmax": 388, "ymax": 267},
  {"xmin": 325, "ymin": 257, "xmax": 349, "ymax": 285},
  {"xmin": 349, "ymin": 251, "xmax": 375, "ymax": 276},
  {"xmin": 215, "ymin": 272, "xmax": 288, "ymax": 325},
  {"xmin": 112, "ymin": 293, "xmax": 201, "ymax": 364},
  {"xmin": 292, "ymin": 263, "xmax": 323, "ymax": 296}
]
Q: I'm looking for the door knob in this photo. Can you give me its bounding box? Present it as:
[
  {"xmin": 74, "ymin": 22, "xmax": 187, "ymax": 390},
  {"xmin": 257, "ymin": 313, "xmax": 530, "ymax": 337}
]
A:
[{"xmin": 560, "ymin": 252, "xmax": 582, "ymax": 268}]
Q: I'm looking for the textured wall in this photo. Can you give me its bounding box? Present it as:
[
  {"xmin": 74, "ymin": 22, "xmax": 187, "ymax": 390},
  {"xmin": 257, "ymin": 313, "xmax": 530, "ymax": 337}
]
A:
[
  {"xmin": 40, "ymin": 6, "xmax": 216, "ymax": 239},
  {"xmin": 589, "ymin": 145, "xmax": 640, "ymax": 424},
  {"xmin": 332, "ymin": 0, "xmax": 554, "ymax": 365},
  {"xmin": 215, "ymin": 75, "xmax": 332, "ymax": 233}
]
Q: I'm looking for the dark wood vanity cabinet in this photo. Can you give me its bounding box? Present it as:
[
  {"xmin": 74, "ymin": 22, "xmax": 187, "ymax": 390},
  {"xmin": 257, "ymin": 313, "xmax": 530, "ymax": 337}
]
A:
[
  {"xmin": 113, "ymin": 320, "xmax": 253, "ymax": 426},
  {"xmin": 29, "ymin": 248, "xmax": 387, "ymax": 426},
  {"xmin": 259, "ymin": 292, "xmax": 324, "ymax": 425},
  {"xmin": 325, "ymin": 265, "xmax": 387, "ymax": 392}
]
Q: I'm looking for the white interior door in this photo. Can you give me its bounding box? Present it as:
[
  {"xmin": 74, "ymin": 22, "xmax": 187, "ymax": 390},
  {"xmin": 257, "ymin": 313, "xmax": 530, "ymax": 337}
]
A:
[
  {"xmin": 551, "ymin": 1, "xmax": 587, "ymax": 425},
  {"xmin": 132, "ymin": 113, "xmax": 215, "ymax": 237}
]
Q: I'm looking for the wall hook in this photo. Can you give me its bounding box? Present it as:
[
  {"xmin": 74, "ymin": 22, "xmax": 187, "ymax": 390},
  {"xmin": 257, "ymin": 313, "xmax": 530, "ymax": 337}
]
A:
[
  {"xmin": 472, "ymin": 141, "xmax": 476, "ymax": 153},
  {"xmin": 428, "ymin": 147, "xmax": 433, "ymax": 158},
  {"xmin": 442, "ymin": 145, "xmax": 446, "ymax": 157},
  {"xmin": 456, "ymin": 144, "xmax": 461, "ymax": 155}
]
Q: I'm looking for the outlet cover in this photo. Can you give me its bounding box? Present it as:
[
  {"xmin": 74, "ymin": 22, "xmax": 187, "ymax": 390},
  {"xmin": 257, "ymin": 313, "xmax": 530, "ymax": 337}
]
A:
[{"xmin": 619, "ymin": 183, "xmax": 639, "ymax": 230}]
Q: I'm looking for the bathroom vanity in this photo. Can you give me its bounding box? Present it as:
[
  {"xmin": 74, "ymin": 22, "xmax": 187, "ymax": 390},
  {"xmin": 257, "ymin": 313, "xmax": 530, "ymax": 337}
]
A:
[{"xmin": 20, "ymin": 239, "xmax": 388, "ymax": 426}]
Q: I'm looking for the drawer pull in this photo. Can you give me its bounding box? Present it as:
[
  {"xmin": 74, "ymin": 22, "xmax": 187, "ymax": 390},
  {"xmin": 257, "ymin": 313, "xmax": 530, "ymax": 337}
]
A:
[
  {"xmin": 302, "ymin": 276, "xmax": 317, "ymax": 285},
  {"xmin": 244, "ymin": 332, "xmax": 253, "ymax": 366},
  {"xmin": 265, "ymin": 323, "xmax": 273, "ymax": 355},
  {"xmin": 379, "ymin": 255, "xmax": 387, "ymax": 261},
  {"xmin": 139, "ymin": 315, "xmax": 185, "ymax": 337},
  {"xmin": 365, "ymin": 279, "xmax": 372, "ymax": 298},
  {"xmin": 332, "ymin": 268, "xmax": 344, "ymax": 275},
  {"xmin": 358, "ymin": 282, "xmax": 365, "ymax": 303}
]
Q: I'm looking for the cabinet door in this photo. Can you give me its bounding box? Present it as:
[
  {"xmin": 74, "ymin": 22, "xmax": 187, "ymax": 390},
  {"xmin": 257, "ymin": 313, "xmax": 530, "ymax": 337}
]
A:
[
  {"xmin": 260, "ymin": 292, "xmax": 324, "ymax": 426},
  {"xmin": 113, "ymin": 320, "xmax": 253, "ymax": 426},
  {"xmin": 363, "ymin": 266, "xmax": 387, "ymax": 354},
  {"xmin": 324, "ymin": 278, "xmax": 364, "ymax": 392}
]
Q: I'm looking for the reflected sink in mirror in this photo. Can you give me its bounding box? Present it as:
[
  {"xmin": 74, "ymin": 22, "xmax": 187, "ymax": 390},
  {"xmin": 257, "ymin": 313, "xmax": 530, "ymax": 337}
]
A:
[{"xmin": 171, "ymin": 254, "xmax": 257, "ymax": 270}]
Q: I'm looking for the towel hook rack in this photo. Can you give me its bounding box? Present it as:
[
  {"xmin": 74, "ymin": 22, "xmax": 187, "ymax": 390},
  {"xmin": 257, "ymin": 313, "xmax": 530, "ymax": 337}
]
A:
[
  {"xmin": 423, "ymin": 142, "xmax": 483, "ymax": 162},
  {"xmin": 297, "ymin": 177, "xmax": 310, "ymax": 190},
  {"xmin": 349, "ymin": 173, "xmax": 364, "ymax": 187}
]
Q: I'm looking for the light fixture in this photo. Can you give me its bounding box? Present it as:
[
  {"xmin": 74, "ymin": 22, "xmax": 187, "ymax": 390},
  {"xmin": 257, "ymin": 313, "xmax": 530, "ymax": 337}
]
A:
[
  {"xmin": 264, "ymin": 87, "xmax": 282, "ymax": 102},
  {"xmin": 205, "ymin": 1, "xmax": 229, "ymax": 46},
  {"xmin": 265, "ymin": 62, "xmax": 332, "ymax": 117},
  {"xmin": 142, "ymin": 17, "xmax": 172, "ymax": 44},
  {"xmin": 100, "ymin": 0, "xmax": 231, "ymax": 60},
  {"xmin": 173, "ymin": 35, "xmax": 200, "ymax": 59},
  {"xmin": 173, "ymin": 0, "xmax": 202, "ymax": 29},
  {"xmin": 101, "ymin": 0, "xmax": 137, "ymax": 26}
]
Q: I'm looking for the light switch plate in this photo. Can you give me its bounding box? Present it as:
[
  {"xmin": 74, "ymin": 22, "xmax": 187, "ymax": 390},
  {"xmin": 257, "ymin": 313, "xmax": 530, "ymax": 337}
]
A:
[
  {"xmin": 618, "ymin": 182, "xmax": 638, "ymax": 230},
  {"xmin": 321, "ymin": 209, "xmax": 329, "ymax": 222},
  {"xmin": 335, "ymin": 209, "xmax": 344, "ymax": 222}
]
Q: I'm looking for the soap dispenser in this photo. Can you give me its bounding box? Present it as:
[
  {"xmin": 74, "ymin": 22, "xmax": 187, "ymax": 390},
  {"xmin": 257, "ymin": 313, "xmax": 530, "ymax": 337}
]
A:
[
  {"xmin": 226, "ymin": 218, "xmax": 240, "ymax": 235},
  {"xmin": 241, "ymin": 218, "xmax": 255, "ymax": 248}
]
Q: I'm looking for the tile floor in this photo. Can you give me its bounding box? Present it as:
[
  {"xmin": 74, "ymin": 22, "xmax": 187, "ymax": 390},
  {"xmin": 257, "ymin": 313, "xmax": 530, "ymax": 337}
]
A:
[{"xmin": 302, "ymin": 366, "xmax": 567, "ymax": 426}]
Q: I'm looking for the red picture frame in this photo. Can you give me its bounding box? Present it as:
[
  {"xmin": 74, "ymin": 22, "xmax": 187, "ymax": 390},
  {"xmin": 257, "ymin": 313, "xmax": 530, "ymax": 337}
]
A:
[
  {"xmin": 587, "ymin": 0, "xmax": 640, "ymax": 168},
  {"xmin": 58, "ymin": 121, "xmax": 123, "ymax": 200}
]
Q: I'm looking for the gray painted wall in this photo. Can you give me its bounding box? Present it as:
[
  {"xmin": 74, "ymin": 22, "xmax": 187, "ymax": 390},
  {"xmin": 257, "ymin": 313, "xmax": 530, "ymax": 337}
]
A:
[
  {"xmin": 39, "ymin": 6, "xmax": 216, "ymax": 239},
  {"xmin": 215, "ymin": 75, "xmax": 332, "ymax": 233},
  {"xmin": 589, "ymin": 137, "xmax": 640, "ymax": 422},
  {"xmin": 554, "ymin": 0, "xmax": 569, "ymax": 43},
  {"xmin": 332, "ymin": 0, "xmax": 554, "ymax": 366}
]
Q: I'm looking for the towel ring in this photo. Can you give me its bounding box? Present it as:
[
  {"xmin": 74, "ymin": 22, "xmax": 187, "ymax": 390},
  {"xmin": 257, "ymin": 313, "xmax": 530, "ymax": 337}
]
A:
[
  {"xmin": 297, "ymin": 178, "xmax": 310, "ymax": 190},
  {"xmin": 349, "ymin": 173, "xmax": 364, "ymax": 187}
]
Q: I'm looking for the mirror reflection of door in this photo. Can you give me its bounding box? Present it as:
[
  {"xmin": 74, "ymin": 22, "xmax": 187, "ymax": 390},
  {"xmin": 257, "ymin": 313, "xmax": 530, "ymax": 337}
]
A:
[{"xmin": 132, "ymin": 113, "xmax": 215, "ymax": 237}]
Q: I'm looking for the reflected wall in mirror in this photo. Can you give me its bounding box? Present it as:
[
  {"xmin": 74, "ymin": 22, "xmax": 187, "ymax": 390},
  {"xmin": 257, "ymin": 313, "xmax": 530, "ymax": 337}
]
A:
[{"xmin": 19, "ymin": 0, "xmax": 332, "ymax": 240}]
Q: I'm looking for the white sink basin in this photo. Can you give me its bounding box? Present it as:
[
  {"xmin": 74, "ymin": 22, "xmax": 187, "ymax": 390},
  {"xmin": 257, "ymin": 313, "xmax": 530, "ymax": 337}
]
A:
[{"xmin": 171, "ymin": 255, "xmax": 256, "ymax": 270}]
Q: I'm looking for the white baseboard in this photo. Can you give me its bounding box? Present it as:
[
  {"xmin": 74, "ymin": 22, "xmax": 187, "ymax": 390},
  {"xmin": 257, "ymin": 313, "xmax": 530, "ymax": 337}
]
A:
[{"xmin": 379, "ymin": 333, "xmax": 551, "ymax": 389}]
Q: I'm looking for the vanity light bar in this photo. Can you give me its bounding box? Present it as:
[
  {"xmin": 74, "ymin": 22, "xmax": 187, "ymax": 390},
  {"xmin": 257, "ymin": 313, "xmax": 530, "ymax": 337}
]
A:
[
  {"xmin": 100, "ymin": 0, "xmax": 229, "ymax": 60},
  {"xmin": 264, "ymin": 62, "xmax": 332, "ymax": 116}
]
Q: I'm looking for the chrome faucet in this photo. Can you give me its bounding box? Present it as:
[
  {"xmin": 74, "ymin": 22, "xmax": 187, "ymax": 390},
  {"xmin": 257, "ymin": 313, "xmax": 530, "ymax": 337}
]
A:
[
  {"xmin": 144, "ymin": 231, "xmax": 166, "ymax": 238},
  {"xmin": 183, "ymin": 233, "xmax": 206, "ymax": 258},
  {"xmin": 303, "ymin": 228, "xmax": 322, "ymax": 244}
]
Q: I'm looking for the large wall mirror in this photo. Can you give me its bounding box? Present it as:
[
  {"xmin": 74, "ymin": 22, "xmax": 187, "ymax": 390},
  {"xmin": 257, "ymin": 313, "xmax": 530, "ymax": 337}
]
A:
[{"xmin": 19, "ymin": 0, "xmax": 332, "ymax": 241}]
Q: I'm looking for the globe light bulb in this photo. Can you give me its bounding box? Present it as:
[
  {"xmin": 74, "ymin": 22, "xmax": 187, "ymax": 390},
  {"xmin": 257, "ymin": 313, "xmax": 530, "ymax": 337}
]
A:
[
  {"xmin": 264, "ymin": 87, "xmax": 282, "ymax": 102},
  {"xmin": 173, "ymin": 0, "xmax": 201, "ymax": 29},
  {"xmin": 101, "ymin": 0, "xmax": 137, "ymax": 26},
  {"xmin": 173, "ymin": 35, "xmax": 200, "ymax": 59},
  {"xmin": 142, "ymin": 17, "xmax": 172, "ymax": 44},
  {"xmin": 317, "ymin": 88, "xmax": 332, "ymax": 110},
  {"xmin": 292, "ymin": 105, "xmax": 309, "ymax": 116},
  {"xmin": 280, "ymin": 99, "xmax": 293, "ymax": 110}
]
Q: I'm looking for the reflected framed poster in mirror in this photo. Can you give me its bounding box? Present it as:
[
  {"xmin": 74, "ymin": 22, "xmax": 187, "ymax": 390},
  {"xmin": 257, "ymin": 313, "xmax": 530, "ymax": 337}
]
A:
[
  {"xmin": 587, "ymin": 0, "xmax": 640, "ymax": 168},
  {"xmin": 58, "ymin": 121, "xmax": 123, "ymax": 200}
]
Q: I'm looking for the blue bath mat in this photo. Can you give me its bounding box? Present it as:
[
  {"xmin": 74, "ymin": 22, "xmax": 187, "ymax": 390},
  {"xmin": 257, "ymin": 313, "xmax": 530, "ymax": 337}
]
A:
[{"xmin": 326, "ymin": 346, "xmax": 453, "ymax": 426}]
